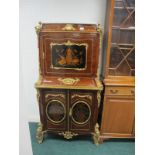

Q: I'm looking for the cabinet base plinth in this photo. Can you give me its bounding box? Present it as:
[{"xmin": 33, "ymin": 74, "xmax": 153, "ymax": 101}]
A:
[{"xmin": 99, "ymin": 134, "xmax": 135, "ymax": 143}]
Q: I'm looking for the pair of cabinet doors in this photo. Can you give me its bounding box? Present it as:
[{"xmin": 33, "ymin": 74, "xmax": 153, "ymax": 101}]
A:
[{"xmin": 39, "ymin": 89, "xmax": 98, "ymax": 135}]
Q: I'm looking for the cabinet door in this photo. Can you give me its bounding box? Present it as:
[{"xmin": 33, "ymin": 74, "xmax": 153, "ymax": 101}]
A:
[
  {"xmin": 44, "ymin": 90, "xmax": 67, "ymax": 132},
  {"xmin": 69, "ymin": 91, "xmax": 97, "ymax": 134},
  {"xmin": 101, "ymin": 95, "xmax": 135, "ymax": 137}
]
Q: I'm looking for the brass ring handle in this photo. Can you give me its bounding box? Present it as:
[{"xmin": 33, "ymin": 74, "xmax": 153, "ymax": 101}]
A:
[
  {"xmin": 110, "ymin": 89, "xmax": 118, "ymax": 94},
  {"xmin": 131, "ymin": 90, "xmax": 135, "ymax": 95}
]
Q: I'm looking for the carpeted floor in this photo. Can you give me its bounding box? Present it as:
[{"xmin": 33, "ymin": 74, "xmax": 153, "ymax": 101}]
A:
[{"xmin": 29, "ymin": 122, "xmax": 135, "ymax": 155}]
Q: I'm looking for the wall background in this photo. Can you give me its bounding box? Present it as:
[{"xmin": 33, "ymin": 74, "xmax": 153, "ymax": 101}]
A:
[{"xmin": 19, "ymin": 0, "xmax": 107, "ymax": 154}]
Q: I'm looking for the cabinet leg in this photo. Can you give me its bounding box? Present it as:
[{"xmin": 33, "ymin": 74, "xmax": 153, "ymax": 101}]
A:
[
  {"xmin": 92, "ymin": 123, "xmax": 100, "ymax": 145},
  {"xmin": 36, "ymin": 122, "xmax": 44, "ymax": 144}
]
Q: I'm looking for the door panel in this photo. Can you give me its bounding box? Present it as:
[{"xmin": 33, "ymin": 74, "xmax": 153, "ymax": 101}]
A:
[
  {"xmin": 69, "ymin": 91, "xmax": 94, "ymax": 133},
  {"xmin": 44, "ymin": 90, "xmax": 67, "ymax": 131},
  {"xmin": 102, "ymin": 96, "xmax": 135, "ymax": 134},
  {"xmin": 71, "ymin": 101, "xmax": 91, "ymax": 125}
]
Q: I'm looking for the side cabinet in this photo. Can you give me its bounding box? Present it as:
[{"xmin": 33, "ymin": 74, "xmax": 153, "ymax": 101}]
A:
[
  {"xmin": 36, "ymin": 88, "xmax": 100, "ymax": 142},
  {"xmin": 100, "ymin": 86, "xmax": 135, "ymax": 141},
  {"xmin": 34, "ymin": 23, "xmax": 102, "ymax": 144}
]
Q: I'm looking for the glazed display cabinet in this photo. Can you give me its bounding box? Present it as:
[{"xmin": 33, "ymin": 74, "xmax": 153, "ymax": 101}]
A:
[
  {"xmin": 35, "ymin": 23, "xmax": 103, "ymax": 144},
  {"xmin": 100, "ymin": 0, "xmax": 135, "ymax": 142}
]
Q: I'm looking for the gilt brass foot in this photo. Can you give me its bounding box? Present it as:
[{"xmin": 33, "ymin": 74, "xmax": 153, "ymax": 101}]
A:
[
  {"xmin": 92, "ymin": 123, "xmax": 100, "ymax": 145},
  {"xmin": 36, "ymin": 123, "xmax": 44, "ymax": 144}
]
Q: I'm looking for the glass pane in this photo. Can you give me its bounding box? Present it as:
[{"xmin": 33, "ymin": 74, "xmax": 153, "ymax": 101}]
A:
[
  {"xmin": 109, "ymin": 44, "xmax": 135, "ymax": 76},
  {"xmin": 126, "ymin": 49, "xmax": 135, "ymax": 69},
  {"xmin": 115, "ymin": 0, "xmax": 135, "ymax": 8},
  {"xmin": 126, "ymin": 0, "xmax": 135, "ymax": 7},
  {"xmin": 131, "ymin": 70, "xmax": 135, "ymax": 76},
  {"xmin": 46, "ymin": 100, "xmax": 65, "ymax": 123},
  {"xmin": 115, "ymin": 1, "xmax": 124, "ymax": 7},
  {"xmin": 113, "ymin": 8, "xmax": 135, "ymax": 27},
  {"xmin": 112, "ymin": 29, "xmax": 135, "ymax": 44},
  {"xmin": 72, "ymin": 101, "xmax": 90, "ymax": 125},
  {"xmin": 109, "ymin": 46, "xmax": 124, "ymax": 68},
  {"xmin": 108, "ymin": 0, "xmax": 135, "ymax": 76},
  {"xmin": 116, "ymin": 61, "xmax": 130, "ymax": 76}
]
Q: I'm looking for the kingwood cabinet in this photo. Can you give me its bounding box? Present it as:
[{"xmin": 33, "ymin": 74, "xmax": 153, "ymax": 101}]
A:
[{"xmin": 35, "ymin": 23, "xmax": 103, "ymax": 144}]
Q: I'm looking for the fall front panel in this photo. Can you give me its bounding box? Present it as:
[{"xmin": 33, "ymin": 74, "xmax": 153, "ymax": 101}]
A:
[{"xmin": 40, "ymin": 32, "xmax": 99, "ymax": 77}]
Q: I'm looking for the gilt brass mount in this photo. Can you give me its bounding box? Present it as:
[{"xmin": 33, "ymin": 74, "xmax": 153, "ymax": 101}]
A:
[
  {"xmin": 92, "ymin": 123, "xmax": 100, "ymax": 145},
  {"xmin": 45, "ymin": 94, "xmax": 65, "ymax": 101},
  {"xmin": 58, "ymin": 131, "xmax": 78, "ymax": 139},
  {"xmin": 71, "ymin": 94, "xmax": 92, "ymax": 101},
  {"xmin": 62, "ymin": 24, "xmax": 75, "ymax": 31},
  {"xmin": 36, "ymin": 123, "xmax": 44, "ymax": 144},
  {"xmin": 35, "ymin": 22, "xmax": 42, "ymax": 35},
  {"xmin": 58, "ymin": 78, "xmax": 80, "ymax": 85},
  {"xmin": 97, "ymin": 24, "xmax": 102, "ymax": 51},
  {"xmin": 97, "ymin": 90, "xmax": 101, "ymax": 108}
]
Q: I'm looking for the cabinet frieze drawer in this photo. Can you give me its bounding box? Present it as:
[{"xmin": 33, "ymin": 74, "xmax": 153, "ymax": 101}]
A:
[{"xmin": 105, "ymin": 86, "xmax": 135, "ymax": 96}]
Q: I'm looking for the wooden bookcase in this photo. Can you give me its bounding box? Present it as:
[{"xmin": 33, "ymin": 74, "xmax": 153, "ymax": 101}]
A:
[{"xmin": 100, "ymin": 0, "xmax": 135, "ymax": 142}]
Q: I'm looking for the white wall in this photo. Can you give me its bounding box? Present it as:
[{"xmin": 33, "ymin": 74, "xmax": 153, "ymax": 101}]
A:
[{"xmin": 19, "ymin": 0, "xmax": 107, "ymax": 154}]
